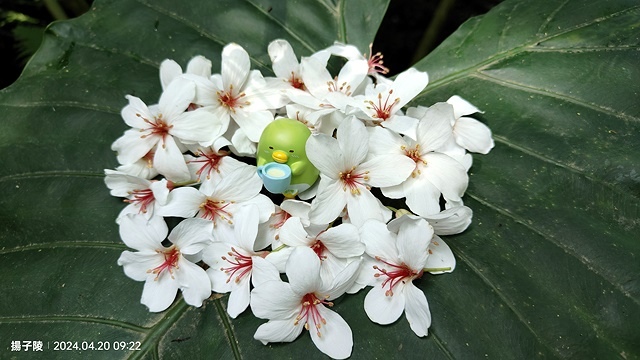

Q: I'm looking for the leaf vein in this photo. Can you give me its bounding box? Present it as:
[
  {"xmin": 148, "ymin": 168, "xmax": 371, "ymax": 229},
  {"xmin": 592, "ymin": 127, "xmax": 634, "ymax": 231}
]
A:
[
  {"xmin": 0, "ymin": 100, "xmax": 119, "ymax": 114},
  {"xmin": 242, "ymin": 0, "xmax": 317, "ymax": 53},
  {"xmin": 536, "ymin": 0, "xmax": 570, "ymax": 36},
  {"xmin": 452, "ymin": 249, "xmax": 564, "ymax": 358},
  {"xmin": 473, "ymin": 72, "xmax": 639, "ymax": 123},
  {"xmin": 0, "ymin": 315, "xmax": 147, "ymax": 333},
  {"xmin": 214, "ymin": 299, "xmax": 242, "ymax": 360},
  {"xmin": 0, "ymin": 171, "xmax": 104, "ymax": 183},
  {"xmin": 134, "ymin": 0, "xmax": 271, "ymax": 72},
  {"xmin": 0, "ymin": 241, "xmax": 126, "ymax": 255},
  {"xmin": 466, "ymin": 192, "xmax": 640, "ymax": 307}
]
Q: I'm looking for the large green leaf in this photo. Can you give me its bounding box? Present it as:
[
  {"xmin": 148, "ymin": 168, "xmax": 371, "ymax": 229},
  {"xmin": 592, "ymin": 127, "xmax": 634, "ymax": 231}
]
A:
[{"xmin": 1, "ymin": 0, "xmax": 638, "ymax": 359}]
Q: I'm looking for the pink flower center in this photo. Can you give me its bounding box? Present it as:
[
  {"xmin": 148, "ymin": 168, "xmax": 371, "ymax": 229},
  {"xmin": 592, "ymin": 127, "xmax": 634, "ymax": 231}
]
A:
[
  {"xmin": 339, "ymin": 166, "xmax": 370, "ymax": 195},
  {"xmin": 271, "ymin": 209, "xmax": 291, "ymax": 234},
  {"xmin": 148, "ymin": 245, "xmax": 180, "ymax": 280},
  {"xmin": 138, "ymin": 113, "xmax": 173, "ymax": 146},
  {"xmin": 217, "ymin": 85, "xmax": 248, "ymax": 112},
  {"xmin": 366, "ymin": 90, "xmax": 399, "ymax": 122},
  {"xmin": 289, "ymin": 71, "xmax": 305, "ymax": 90},
  {"xmin": 366, "ymin": 43, "xmax": 389, "ymax": 75},
  {"xmin": 310, "ymin": 240, "xmax": 327, "ymax": 260},
  {"xmin": 124, "ymin": 188, "xmax": 155, "ymax": 214},
  {"xmin": 295, "ymin": 293, "xmax": 333, "ymax": 337},
  {"xmin": 402, "ymin": 144, "xmax": 426, "ymax": 178},
  {"xmin": 189, "ymin": 149, "xmax": 229, "ymax": 181},
  {"xmin": 199, "ymin": 198, "xmax": 234, "ymax": 226},
  {"xmin": 327, "ymin": 79, "xmax": 353, "ymax": 96},
  {"xmin": 373, "ymin": 256, "xmax": 422, "ymax": 296},
  {"xmin": 220, "ymin": 247, "xmax": 253, "ymax": 283}
]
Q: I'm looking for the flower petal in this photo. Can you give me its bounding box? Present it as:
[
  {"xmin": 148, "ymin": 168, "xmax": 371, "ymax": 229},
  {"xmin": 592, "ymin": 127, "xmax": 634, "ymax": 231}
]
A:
[
  {"xmin": 176, "ymin": 257, "xmax": 212, "ymax": 308},
  {"xmin": 390, "ymin": 68, "xmax": 429, "ymax": 109},
  {"xmin": 221, "ymin": 43, "xmax": 250, "ymax": 90},
  {"xmin": 404, "ymin": 176, "xmax": 442, "ymax": 217},
  {"xmin": 345, "ymin": 187, "xmax": 384, "ymax": 227},
  {"xmin": 364, "ymin": 284, "xmax": 405, "ymax": 325},
  {"xmin": 118, "ymin": 251, "xmax": 161, "ymax": 281},
  {"xmin": 306, "ymin": 134, "xmax": 342, "ymax": 179},
  {"xmin": 318, "ymin": 223, "xmax": 364, "ymax": 258},
  {"xmin": 423, "ymin": 206, "xmax": 472, "ymax": 235},
  {"xmin": 425, "ymin": 235, "xmax": 456, "ymax": 274},
  {"xmin": 226, "ymin": 276, "xmax": 251, "ymax": 318},
  {"xmin": 251, "ymin": 256, "xmax": 281, "ymax": 287},
  {"xmin": 167, "ymin": 218, "xmax": 214, "ymax": 254},
  {"xmin": 360, "ymin": 219, "xmax": 398, "ymax": 261},
  {"xmin": 186, "ymin": 55, "xmax": 212, "ymax": 78},
  {"xmin": 422, "ymin": 152, "xmax": 469, "ymax": 201},
  {"xmin": 112, "ymin": 129, "xmax": 157, "ymax": 165},
  {"xmin": 416, "ymin": 102, "xmax": 455, "ymax": 152},
  {"xmin": 160, "ymin": 59, "xmax": 182, "ymax": 90},
  {"xmin": 250, "ymin": 280, "xmax": 299, "ymax": 319},
  {"xmin": 159, "ymin": 76, "xmax": 196, "ymax": 120},
  {"xmin": 308, "ymin": 178, "xmax": 347, "ymax": 225},
  {"xmin": 454, "ymin": 116, "xmax": 495, "ymax": 154},
  {"xmin": 286, "ymin": 247, "xmax": 322, "ymax": 296},
  {"xmin": 447, "ymin": 95, "xmax": 481, "ymax": 118},
  {"xmin": 337, "ymin": 116, "xmax": 368, "ymax": 167},
  {"xmin": 396, "ymin": 217, "xmax": 432, "ymax": 271},
  {"xmin": 309, "ymin": 306, "xmax": 354, "ymax": 360},
  {"xmin": 403, "ymin": 283, "xmax": 432, "ymax": 337},
  {"xmin": 361, "ymin": 154, "xmax": 414, "ymax": 188},
  {"xmin": 118, "ymin": 214, "xmax": 167, "ymax": 251},
  {"xmin": 268, "ymin": 39, "xmax": 300, "ymax": 79},
  {"xmin": 157, "ymin": 187, "xmax": 205, "ymax": 218},
  {"xmin": 254, "ymin": 318, "xmax": 304, "ymax": 345},
  {"xmin": 279, "ymin": 217, "xmax": 313, "ymax": 247},
  {"xmin": 141, "ymin": 275, "xmax": 179, "ymax": 312},
  {"xmin": 153, "ymin": 136, "xmax": 191, "ymax": 182}
]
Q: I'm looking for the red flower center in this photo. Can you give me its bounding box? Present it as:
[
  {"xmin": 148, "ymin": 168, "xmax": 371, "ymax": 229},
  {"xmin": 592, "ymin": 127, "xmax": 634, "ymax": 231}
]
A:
[
  {"xmin": 199, "ymin": 198, "xmax": 234, "ymax": 226},
  {"xmin": 373, "ymin": 256, "xmax": 422, "ymax": 296},
  {"xmin": 148, "ymin": 246, "xmax": 180, "ymax": 280},
  {"xmin": 366, "ymin": 43, "xmax": 389, "ymax": 75},
  {"xmin": 295, "ymin": 293, "xmax": 333, "ymax": 337},
  {"xmin": 217, "ymin": 85, "xmax": 248, "ymax": 112},
  {"xmin": 124, "ymin": 188, "xmax": 155, "ymax": 214},
  {"xmin": 189, "ymin": 149, "xmax": 229, "ymax": 181},
  {"xmin": 402, "ymin": 144, "xmax": 426, "ymax": 178},
  {"xmin": 339, "ymin": 166, "xmax": 370, "ymax": 195},
  {"xmin": 366, "ymin": 90, "xmax": 399, "ymax": 122},
  {"xmin": 220, "ymin": 247, "xmax": 253, "ymax": 283},
  {"xmin": 137, "ymin": 113, "xmax": 173, "ymax": 146}
]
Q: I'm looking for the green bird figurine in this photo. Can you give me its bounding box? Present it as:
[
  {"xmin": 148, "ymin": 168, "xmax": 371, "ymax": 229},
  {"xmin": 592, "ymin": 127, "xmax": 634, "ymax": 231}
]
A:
[{"xmin": 257, "ymin": 118, "xmax": 319, "ymax": 198}]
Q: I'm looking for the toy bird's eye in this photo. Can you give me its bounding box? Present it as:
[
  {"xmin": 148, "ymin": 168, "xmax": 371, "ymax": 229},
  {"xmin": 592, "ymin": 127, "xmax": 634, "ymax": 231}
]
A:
[
  {"xmin": 268, "ymin": 146, "xmax": 273, "ymax": 150},
  {"xmin": 289, "ymin": 149, "xmax": 294, "ymax": 153}
]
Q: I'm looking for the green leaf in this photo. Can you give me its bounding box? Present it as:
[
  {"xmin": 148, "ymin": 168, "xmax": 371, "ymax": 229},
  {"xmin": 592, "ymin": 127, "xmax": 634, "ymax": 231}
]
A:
[{"xmin": 1, "ymin": 1, "xmax": 638, "ymax": 360}]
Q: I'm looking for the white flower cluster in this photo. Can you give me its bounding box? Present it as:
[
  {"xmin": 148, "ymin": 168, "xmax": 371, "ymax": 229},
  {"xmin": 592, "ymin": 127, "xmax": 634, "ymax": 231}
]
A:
[{"xmin": 105, "ymin": 40, "xmax": 494, "ymax": 359}]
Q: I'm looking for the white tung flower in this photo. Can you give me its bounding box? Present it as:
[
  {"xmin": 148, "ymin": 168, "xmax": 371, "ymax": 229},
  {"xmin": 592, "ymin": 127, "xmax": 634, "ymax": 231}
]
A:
[
  {"xmin": 116, "ymin": 215, "xmax": 213, "ymax": 312},
  {"xmin": 350, "ymin": 67, "xmax": 429, "ymax": 139},
  {"xmin": 158, "ymin": 166, "xmax": 274, "ymax": 241},
  {"xmin": 189, "ymin": 43, "xmax": 288, "ymax": 144},
  {"xmin": 359, "ymin": 216, "xmax": 455, "ymax": 337},
  {"xmin": 370, "ymin": 102, "xmax": 469, "ymax": 216},
  {"xmin": 202, "ymin": 205, "xmax": 279, "ymax": 318},
  {"xmin": 306, "ymin": 116, "xmax": 415, "ymax": 226},
  {"xmin": 112, "ymin": 77, "xmax": 226, "ymax": 182},
  {"xmin": 104, "ymin": 169, "xmax": 171, "ymax": 222},
  {"xmin": 250, "ymin": 246, "xmax": 361, "ymax": 360}
]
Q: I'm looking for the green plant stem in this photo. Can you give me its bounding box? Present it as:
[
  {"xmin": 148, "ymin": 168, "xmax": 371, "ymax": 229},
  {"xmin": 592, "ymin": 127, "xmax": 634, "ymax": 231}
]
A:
[
  {"xmin": 411, "ymin": 0, "xmax": 457, "ymax": 64},
  {"xmin": 424, "ymin": 267, "xmax": 452, "ymax": 272},
  {"xmin": 44, "ymin": 0, "xmax": 69, "ymax": 20}
]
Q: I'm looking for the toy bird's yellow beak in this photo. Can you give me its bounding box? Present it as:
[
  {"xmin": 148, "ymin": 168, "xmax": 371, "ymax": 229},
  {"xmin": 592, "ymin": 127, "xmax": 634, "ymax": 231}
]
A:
[{"xmin": 272, "ymin": 150, "xmax": 288, "ymax": 163}]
